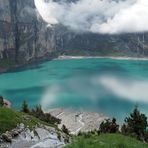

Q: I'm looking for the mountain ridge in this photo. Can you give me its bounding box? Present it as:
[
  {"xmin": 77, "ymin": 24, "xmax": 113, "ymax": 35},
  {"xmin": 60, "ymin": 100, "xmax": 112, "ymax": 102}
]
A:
[{"xmin": 0, "ymin": 0, "xmax": 148, "ymax": 70}]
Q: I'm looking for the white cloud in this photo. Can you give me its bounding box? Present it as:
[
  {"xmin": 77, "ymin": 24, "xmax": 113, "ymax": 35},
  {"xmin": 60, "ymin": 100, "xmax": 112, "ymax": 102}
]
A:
[
  {"xmin": 34, "ymin": 0, "xmax": 148, "ymax": 34},
  {"xmin": 99, "ymin": 76, "xmax": 148, "ymax": 102},
  {"xmin": 96, "ymin": 0, "xmax": 148, "ymax": 34}
]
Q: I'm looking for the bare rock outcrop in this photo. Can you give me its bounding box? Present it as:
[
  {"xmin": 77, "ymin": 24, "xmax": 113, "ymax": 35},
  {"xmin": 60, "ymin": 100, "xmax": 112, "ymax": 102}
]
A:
[{"xmin": 0, "ymin": 123, "xmax": 68, "ymax": 148}]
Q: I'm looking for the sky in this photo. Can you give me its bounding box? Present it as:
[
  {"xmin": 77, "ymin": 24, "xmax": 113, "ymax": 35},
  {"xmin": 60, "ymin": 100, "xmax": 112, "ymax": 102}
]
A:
[{"xmin": 34, "ymin": 0, "xmax": 148, "ymax": 34}]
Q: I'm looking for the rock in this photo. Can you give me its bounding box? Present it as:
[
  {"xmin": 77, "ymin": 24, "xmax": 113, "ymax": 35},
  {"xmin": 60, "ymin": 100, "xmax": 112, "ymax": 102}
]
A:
[
  {"xmin": 0, "ymin": 138, "xmax": 3, "ymax": 142},
  {"xmin": 14, "ymin": 123, "xmax": 25, "ymax": 134},
  {"xmin": 0, "ymin": 123, "xmax": 68, "ymax": 148},
  {"xmin": 44, "ymin": 125, "xmax": 56, "ymax": 133},
  {"xmin": 0, "ymin": 0, "xmax": 55, "ymax": 67},
  {"xmin": 35, "ymin": 128, "xmax": 57, "ymax": 140},
  {"xmin": 19, "ymin": 123, "xmax": 25, "ymax": 130},
  {"xmin": 30, "ymin": 138, "xmax": 65, "ymax": 148},
  {"xmin": 2, "ymin": 132, "xmax": 12, "ymax": 142},
  {"xmin": 11, "ymin": 130, "xmax": 19, "ymax": 137}
]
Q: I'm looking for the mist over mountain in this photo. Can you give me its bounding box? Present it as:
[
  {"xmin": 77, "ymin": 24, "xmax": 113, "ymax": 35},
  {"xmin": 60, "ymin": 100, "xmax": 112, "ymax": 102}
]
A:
[
  {"xmin": 0, "ymin": 0, "xmax": 148, "ymax": 70},
  {"xmin": 35, "ymin": 0, "xmax": 148, "ymax": 34}
]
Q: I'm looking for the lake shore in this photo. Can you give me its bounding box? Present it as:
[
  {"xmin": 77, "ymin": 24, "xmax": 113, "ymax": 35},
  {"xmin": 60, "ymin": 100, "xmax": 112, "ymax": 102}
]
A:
[
  {"xmin": 57, "ymin": 55, "xmax": 148, "ymax": 61},
  {"xmin": 1, "ymin": 55, "xmax": 148, "ymax": 74},
  {"xmin": 48, "ymin": 108, "xmax": 107, "ymax": 135}
]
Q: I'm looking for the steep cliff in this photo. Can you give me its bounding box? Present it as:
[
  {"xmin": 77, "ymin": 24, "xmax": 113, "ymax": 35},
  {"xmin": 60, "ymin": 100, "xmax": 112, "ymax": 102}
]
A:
[
  {"xmin": 51, "ymin": 26, "xmax": 148, "ymax": 57},
  {"xmin": 0, "ymin": 0, "xmax": 55, "ymax": 69},
  {"xmin": 0, "ymin": 0, "xmax": 148, "ymax": 71}
]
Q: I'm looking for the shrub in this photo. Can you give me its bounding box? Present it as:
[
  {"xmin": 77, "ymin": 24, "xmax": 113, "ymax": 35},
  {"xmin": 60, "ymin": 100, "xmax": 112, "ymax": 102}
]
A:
[
  {"xmin": 78, "ymin": 131, "xmax": 83, "ymax": 136},
  {"xmin": 21, "ymin": 100, "xmax": 30, "ymax": 113},
  {"xmin": 20, "ymin": 101, "xmax": 61, "ymax": 125},
  {"xmin": 100, "ymin": 118, "xmax": 119, "ymax": 133},
  {"xmin": 57, "ymin": 132, "xmax": 61, "ymax": 141},
  {"xmin": 121, "ymin": 106, "xmax": 148, "ymax": 141},
  {"xmin": 0, "ymin": 96, "xmax": 4, "ymax": 107},
  {"xmin": 62, "ymin": 124, "xmax": 69, "ymax": 135},
  {"xmin": 31, "ymin": 105, "xmax": 61, "ymax": 125}
]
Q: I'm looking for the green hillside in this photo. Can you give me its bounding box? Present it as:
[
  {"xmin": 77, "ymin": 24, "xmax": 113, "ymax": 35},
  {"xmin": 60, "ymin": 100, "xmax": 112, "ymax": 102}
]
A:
[
  {"xmin": 66, "ymin": 134, "xmax": 148, "ymax": 148},
  {"xmin": 0, "ymin": 107, "xmax": 55, "ymax": 134},
  {"xmin": 1, "ymin": 106, "xmax": 148, "ymax": 148}
]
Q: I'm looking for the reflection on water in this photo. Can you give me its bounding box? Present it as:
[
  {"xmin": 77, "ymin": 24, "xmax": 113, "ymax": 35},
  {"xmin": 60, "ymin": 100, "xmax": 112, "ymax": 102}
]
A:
[{"xmin": 0, "ymin": 58, "xmax": 148, "ymax": 121}]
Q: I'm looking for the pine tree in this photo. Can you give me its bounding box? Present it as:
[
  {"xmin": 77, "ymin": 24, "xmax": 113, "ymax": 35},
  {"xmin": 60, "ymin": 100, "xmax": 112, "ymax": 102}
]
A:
[
  {"xmin": 21, "ymin": 100, "xmax": 30, "ymax": 113},
  {"xmin": 100, "ymin": 118, "xmax": 119, "ymax": 133},
  {"xmin": 122, "ymin": 106, "xmax": 147, "ymax": 140},
  {"xmin": 0, "ymin": 96, "xmax": 4, "ymax": 107}
]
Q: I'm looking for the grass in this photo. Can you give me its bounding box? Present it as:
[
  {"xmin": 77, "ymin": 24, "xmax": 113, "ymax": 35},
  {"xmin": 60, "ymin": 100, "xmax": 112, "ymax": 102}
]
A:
[
  {"xmin": 0, "ymin": 107, "xmax": 56, "ymax": 134},
  {"xmin": 65, "ymin": 134, "xmax": 148, "ymax": 148}
]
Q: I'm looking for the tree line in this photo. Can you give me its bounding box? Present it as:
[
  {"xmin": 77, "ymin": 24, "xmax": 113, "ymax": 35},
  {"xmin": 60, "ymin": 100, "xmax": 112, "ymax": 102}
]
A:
[{"xmin": 99, "ymin": 106, "xmax": 148, "ymax": 142}]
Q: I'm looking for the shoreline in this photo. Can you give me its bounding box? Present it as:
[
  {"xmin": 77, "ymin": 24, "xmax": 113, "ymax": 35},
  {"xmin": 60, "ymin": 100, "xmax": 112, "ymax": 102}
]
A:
[
  {"xmin": 57, "ymin": 55, "xmax": 148, "ymax": 61},
  {"xmin": 1, "ymin": 55, "xmax": 148, "ymax": 74}
]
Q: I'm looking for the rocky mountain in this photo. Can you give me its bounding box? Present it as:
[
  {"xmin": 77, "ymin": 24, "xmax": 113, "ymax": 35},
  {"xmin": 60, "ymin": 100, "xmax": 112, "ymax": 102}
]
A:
[
  {"xmin": 0, "ymin": 0, "xmax": 55, "ymax": 66},
  {"xmin": 0, "ymin": 0, "xmax": 148, "ymax": 70}
]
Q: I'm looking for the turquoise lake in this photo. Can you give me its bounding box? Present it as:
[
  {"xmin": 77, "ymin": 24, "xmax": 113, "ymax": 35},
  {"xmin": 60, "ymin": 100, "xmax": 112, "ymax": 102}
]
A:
[{"xmin": 1, "ymin": 58, "xmax": 148, "ymax": 121}]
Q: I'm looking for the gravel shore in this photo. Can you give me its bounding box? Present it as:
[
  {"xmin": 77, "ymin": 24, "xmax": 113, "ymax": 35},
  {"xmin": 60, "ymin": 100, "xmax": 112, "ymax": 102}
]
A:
[{"xmin": 48, "ymin": 108, "xmax": 107, "ymax": 135}]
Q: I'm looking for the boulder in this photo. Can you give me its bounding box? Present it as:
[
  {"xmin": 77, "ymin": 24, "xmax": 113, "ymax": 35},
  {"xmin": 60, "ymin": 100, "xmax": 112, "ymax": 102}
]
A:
[
  {"xmin": 2, "ymin": 131, "xmax": 12, "ymax": 142},
  {"xmin": 11, "ymin": 130, "xmax": 19, "ymax": 137},
  {"xmin": 16, "ymin": 123, "xmax": 25, "ymax": 133}
]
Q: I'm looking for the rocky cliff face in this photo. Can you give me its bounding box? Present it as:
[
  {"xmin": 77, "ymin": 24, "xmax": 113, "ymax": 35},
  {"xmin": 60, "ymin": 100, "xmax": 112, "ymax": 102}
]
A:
[
  {"xmin": 0, "ymin": 0, "xmax": 55, "ymax": 66},
  {"xmin": 0, "ymin": 123, "xmax": 68, "ymax": 148},
  {"xmin": 0, "ymin": 0, "xmax": 148, "ymax": 69},
  {"xmin": 52, "ymin": 26, "xmax": 148, "ymax": 57}
]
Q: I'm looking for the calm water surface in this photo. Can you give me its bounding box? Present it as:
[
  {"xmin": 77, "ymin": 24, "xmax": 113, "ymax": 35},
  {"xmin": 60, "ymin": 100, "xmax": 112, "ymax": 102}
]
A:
[{"xmin": 1, "ymin": 58, "xmax": 148, "ymax": 121}]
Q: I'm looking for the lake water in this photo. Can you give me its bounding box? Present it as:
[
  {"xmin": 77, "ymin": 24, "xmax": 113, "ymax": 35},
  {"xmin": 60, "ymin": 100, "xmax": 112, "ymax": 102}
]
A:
[{"xmin": 1, "ymin": 58, "xmax": 148, "ymax": 122}]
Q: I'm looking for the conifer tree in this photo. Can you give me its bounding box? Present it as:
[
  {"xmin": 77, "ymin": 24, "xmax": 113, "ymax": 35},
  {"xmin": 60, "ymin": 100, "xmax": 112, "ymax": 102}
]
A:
[
  {"xmin": 0, "ymin": 96, "xmax": 4, "ymax": 107},
  {"xmin": 21, "ymin": 100, "xmax": 30, "ymax": 113},
  {"xmin": 122, "ymin": 106, "xmax": 147, "ymax": 140}
]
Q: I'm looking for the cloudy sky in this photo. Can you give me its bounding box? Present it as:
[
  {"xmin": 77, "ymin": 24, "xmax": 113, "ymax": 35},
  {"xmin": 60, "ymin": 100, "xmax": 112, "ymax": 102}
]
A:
[{"xmin": 34, "ymin": 0, "xmax": 148, "ymax": 34}]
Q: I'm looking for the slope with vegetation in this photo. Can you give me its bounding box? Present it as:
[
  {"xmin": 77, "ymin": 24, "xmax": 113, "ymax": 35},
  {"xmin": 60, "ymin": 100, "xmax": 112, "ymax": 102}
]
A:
[
  {"xmin": 1, "ymin": 98, "xmax": 148, "ymax": 148},
  {"xmin": 66, "ymin": 106, "xmax": 148, "ymax": 148},
  {"xmin": 0, "ymin": 107, "xmax": 56, "ymax": 134},
  {"xmin": 0, "ymin": 99, "xmax": 70, "ymax": 148},
  {"xmin": 0, "ymin": 99, "xmax": 62, "ymax": 134}
]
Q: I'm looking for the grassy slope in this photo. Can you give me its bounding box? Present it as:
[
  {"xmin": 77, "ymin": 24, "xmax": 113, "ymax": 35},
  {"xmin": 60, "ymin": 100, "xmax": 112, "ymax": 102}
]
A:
[
  {"xmin": 66, "ymin": 134, "xmax": 148, "ymax": 148},
  {"xmin": 0, "ymin": 107, "xmax": 56, "ymax": 134}
]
